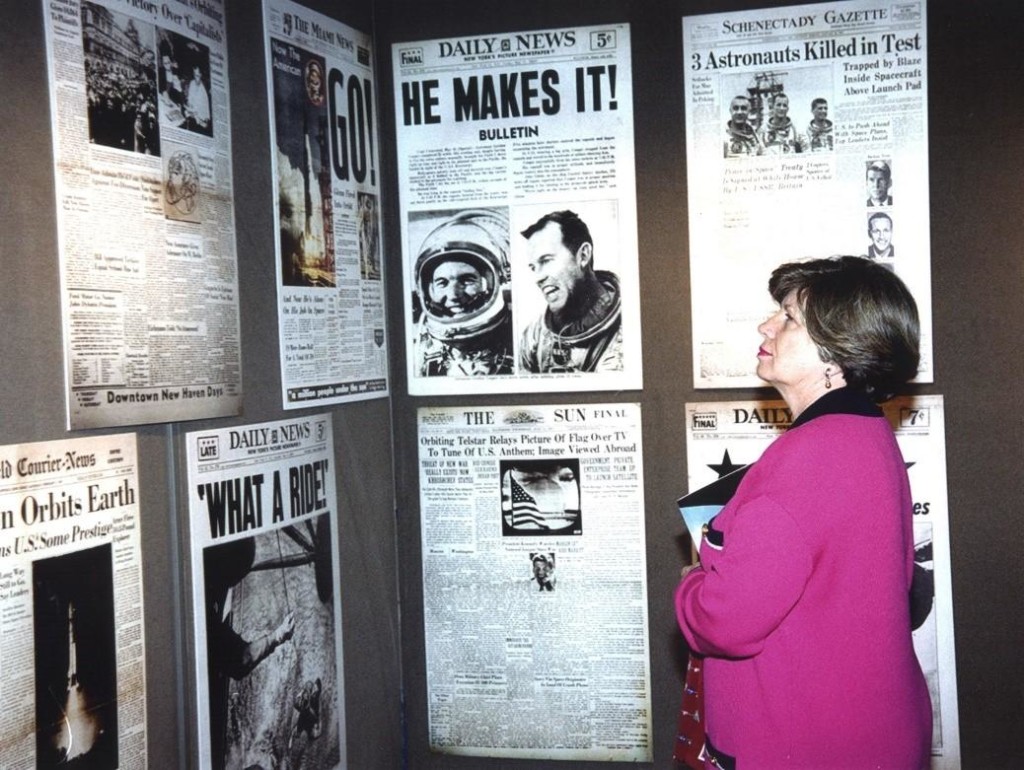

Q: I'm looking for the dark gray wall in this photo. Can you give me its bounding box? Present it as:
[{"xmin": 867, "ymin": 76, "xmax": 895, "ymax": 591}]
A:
[
  {"xmin": 377, "ymin": 1, "xmax": 1024, "ymax": 768},
  {"xmin": 3, "ymin": 0, "xmax": 1022, "ymax": 768}
]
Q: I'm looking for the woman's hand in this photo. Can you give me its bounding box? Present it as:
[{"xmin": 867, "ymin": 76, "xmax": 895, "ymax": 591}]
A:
[{"xmin": 679, "ymin": 562, "xmax": 701, "ymax": 580}]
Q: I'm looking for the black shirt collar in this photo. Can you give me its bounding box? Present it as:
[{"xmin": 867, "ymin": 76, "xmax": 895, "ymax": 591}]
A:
[{"xmin": 789, "ymin": 387, "xmax": 882, "ymax": 431}]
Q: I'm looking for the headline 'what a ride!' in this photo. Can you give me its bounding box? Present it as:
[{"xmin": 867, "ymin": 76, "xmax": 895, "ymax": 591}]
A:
[{"xmin": 197, "ymin": 459, "xmax": 330, "ymax": 539}]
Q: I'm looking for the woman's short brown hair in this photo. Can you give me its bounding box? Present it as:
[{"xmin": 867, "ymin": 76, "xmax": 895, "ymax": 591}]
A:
[{"xmin": 768, "ymin": 256, "xmax": 920, "ymax": 402}]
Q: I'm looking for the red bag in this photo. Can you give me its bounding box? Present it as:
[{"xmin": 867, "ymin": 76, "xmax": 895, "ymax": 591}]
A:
[{"xmin": 673, "ymin": 653, "xmax": 705, "ymax": 768}]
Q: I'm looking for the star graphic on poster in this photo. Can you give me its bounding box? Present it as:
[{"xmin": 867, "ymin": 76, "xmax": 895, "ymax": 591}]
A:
[{"xmin": 707, "ymin": 449, "xmax": 746, "ymax": 478}]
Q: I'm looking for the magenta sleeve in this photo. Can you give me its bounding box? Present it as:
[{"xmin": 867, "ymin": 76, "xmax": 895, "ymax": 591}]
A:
[{"xmin": 674, "ymin": 495, "xmax": 813, "ymax": 658}]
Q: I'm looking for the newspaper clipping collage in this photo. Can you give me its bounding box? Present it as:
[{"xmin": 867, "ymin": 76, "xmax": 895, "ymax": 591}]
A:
[{"xmin": 19, "ymin": 0, "xmax": 959, "ymax": 767}]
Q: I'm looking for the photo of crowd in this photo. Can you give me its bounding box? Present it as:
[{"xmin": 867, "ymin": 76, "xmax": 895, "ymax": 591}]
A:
[
  {"xmin": 80, "ymin": 4, "xmax": 216, "ymax": 156},
  {"xmin": 81, "ymin": 2, "xmax": 159, "ymax": 154}
]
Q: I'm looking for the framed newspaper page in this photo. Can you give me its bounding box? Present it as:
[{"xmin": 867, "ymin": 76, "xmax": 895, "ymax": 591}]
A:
[
  {"xmin": 394, "ymin": 25, "xmax": 642, "ymax": 396},
  {"xmin": 44, "ymin": 0, "xmax": 243, "ymax": 428},
  {"xmin": 264, "ymin": 0, "xmax": 389, "ymax": 408},
  {"xmin": 682, "ymin": 1, "xmax": 932, "ymax": 388},
  {"xmin": 417, "ymin": 403, "xmax": 652, "ymax": 760},
  {"xmin": 186, "ymin": 415, "xmax": 346, "ymax": 769},
  {"xmin": 0, "ymin": 433, "xmax": 146, "ymax": 766}
]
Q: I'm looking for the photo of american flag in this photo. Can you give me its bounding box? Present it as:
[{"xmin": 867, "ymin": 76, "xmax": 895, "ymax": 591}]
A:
[
  {"xmin": 509, "ymin": 476, "xmax": 545, "ymax": 528},
  {"xmin": 500, "ymin": 460, "xmax": 582, "ymax": 535}
]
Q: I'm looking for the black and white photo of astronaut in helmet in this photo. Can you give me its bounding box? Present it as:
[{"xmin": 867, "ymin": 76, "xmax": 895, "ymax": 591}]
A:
[{"xmin": 410, "ymin": 208, "xmax": 515, "ymax": 377}]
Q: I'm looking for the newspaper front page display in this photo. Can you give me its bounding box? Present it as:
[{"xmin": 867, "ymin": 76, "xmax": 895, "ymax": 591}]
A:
[
  {"xmin": 683, "ymin": 1, "xmax": 932, "ymax": 388},
  {"xmin": 418, "ymin": 404, "xmax": 651, "ymax": 761},
  {"xmin": 684, "ymin": 396, "xmax": 960, "ymax": 767},
  {"xmin": 0, "ymin": 433, "xmax": 146, "ymax": 767},
  {"xmin": 394, "ymin": 25, "xmax": 642, "ymax": 396},
  {"xmin": 186, "ymin": 415, "xmax": 345, "ymax": 770},
  {"xmin": 44, "ymin": 0, "xmax": 243, "ymax": 428},
  {"xmin": 264, "ymin": 0, "xmax": 389, "ymax": 408}
]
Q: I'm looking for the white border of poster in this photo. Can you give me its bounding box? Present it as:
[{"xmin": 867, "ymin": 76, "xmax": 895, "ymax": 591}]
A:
[
  {"xmin": 682, "ymin": 1, "xmax": 932, "ymax": 388},
  {"xmin": 683, "ymin": 395, "xmax": 959, "ymax": 768},
  {"xmin": 264, "ymin": 0, "xmax": 389, "ymax": 408},
  {"xmin": 44, "ymin": 0, "xmax": 244, "ymax": 428},
  {"xmin": 186, "ymin": 415, "xmax": 346, "ymax": 769},
  {"xmin": 393, "ymin": 25, "xmax": 642, "ymax": 395}
]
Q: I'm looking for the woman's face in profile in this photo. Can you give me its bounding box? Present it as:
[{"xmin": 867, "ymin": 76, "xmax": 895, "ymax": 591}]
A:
[{"xmin": 756, "ymin": 290, "xmax": 824, "ymax": 393}]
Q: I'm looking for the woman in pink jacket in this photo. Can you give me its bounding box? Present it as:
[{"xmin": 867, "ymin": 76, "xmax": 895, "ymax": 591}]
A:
[{"xmin": 676, "ymin": 256, "xmax": 931, "ymax": 769}]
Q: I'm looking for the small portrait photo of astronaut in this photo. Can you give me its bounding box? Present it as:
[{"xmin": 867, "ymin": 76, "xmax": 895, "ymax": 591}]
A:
[
  {"xmin": 410, "ymin": 208, "xmax": 514, "ymax": 377},
  {"xmin": 866, "ymin": 159, "xmax": 893, "ymax": 206},
  {"xmin": 514, "ymin": 204, "xmax": 624, "ymax": 374},
  {"xmin": 500, "ymin": 459, "xmax": 582, "ymax": 536},
  {"xmin": 867, "ymin": 211, "xmax": 895, "ymax": 264},
  {"xmin": 529, "ymin": 552, "xmax": 556, "ymax": 592},
  {"xmin": 759, "ymin": 91, "xmax": 805, "ymax": 155},
  {"xmin": 806, "ymin": 97, "xmax": 835, "ymax": 152},
  {"xmin": 723, "ymin": 94, "xmax": 763, "ymax": 157},
  {"xmin": 304, "ymin": 58, "xmax": 325, "ymax": 107}
]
